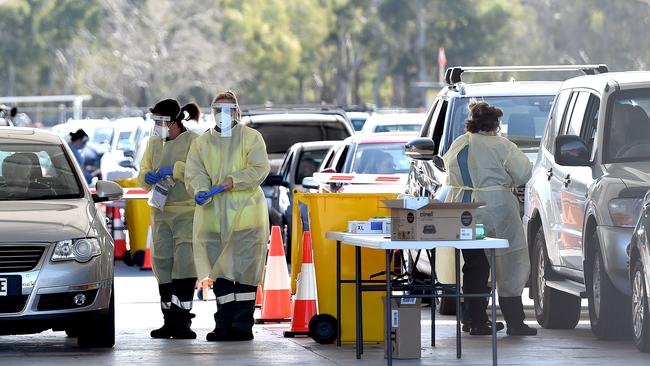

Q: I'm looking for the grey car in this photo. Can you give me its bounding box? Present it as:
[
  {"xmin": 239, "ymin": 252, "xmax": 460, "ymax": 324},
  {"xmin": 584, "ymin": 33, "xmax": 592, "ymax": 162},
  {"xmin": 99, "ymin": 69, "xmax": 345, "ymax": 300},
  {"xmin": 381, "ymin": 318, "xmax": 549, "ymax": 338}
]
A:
[
  {"xmin": 524, "ymin": 71, "xmax": 650, "ymax": 340},
  {"xmin": 0, "ymin": 127, "xmax": 123, "ymax": 347}
]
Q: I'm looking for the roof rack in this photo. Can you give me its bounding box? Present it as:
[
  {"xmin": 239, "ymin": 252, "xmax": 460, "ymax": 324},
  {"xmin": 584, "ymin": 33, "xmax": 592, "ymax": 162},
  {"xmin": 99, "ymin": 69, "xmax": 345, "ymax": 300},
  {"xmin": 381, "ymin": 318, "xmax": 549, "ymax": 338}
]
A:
[{"xmin": 445, "ymin": 64, "xmax": 609, "ymax": 85}]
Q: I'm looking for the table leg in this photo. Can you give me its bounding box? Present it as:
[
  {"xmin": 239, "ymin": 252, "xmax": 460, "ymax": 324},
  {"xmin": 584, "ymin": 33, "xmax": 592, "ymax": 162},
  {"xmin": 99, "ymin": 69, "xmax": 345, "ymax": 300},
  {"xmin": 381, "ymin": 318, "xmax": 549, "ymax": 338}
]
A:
[
  {"xmin": 429, "ymin": 249, "xmax": 435, "ymax": 347},
  {"xmin": 336, "ymin": 240, "xmax": 341, "ymax": 347},
  {"xmin": 491, "ymin": 248, "xmax": 497, "ymax": 366},
  {"xmin": 355, "ymin": 245, "xmax": 363, "ymax": 358},
  {"xmin": 455, "ymin": 248, "xmax": 461, "ymax": 359},
  {"xmin": 386, "ymin": 249, "xmax": 392, "ymax": 366}
]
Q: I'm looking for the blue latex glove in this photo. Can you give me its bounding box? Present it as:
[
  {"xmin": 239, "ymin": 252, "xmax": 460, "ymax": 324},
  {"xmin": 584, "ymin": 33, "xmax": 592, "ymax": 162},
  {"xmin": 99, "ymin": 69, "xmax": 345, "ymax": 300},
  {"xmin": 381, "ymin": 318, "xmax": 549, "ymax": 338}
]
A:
[
  {"xmin": 194, "ymin": 185, "xmax": 226, "ymax": 206},
  {"xmin": 195, "ymin": 191, "xmax": 210, "ymax": 206},
  {"xmin": 145, "ymin": 171, "xmax": 160, "ymax": 185},
  {"xmin": 157, "ymin": 165, "xmax": 174, "ymax": 177}
]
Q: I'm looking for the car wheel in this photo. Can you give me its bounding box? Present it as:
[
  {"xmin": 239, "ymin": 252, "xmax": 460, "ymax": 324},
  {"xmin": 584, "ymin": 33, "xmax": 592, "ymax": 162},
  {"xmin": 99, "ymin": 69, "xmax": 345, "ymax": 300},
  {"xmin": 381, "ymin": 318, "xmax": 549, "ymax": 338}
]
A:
[
  {"xmin": 587, "ymin": 232, "xmax": 631, "ymax": 340},
  {"xmin": 77, "ymin": 287, "xmax": 115, "ymax": 348},
  {"xmin": 531, "ymin": 225, "xmax": 580, "ymax": 329},
  {"xmin": 632, "ymin": 258, "xmax": 650, "ymax": 352}
]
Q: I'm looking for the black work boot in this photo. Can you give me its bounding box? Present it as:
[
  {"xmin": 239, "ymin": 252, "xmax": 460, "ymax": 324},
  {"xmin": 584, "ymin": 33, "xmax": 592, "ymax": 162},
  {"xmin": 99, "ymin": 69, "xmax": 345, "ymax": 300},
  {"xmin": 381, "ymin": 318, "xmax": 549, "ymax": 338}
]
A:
[
  {"xmin": 169, "ymin": 278, "xmax": 197, "ymax": 339},
  {"xmin": 499, "ymin": 296, "xmax": 537, "ymax": 336},
  {"xmin": 151, "ymin": 283, "xmax": 173, "ymax": 338},
  {"xmin": 207, "ymin": 278, "xmax": 236, "ymax": 342},
  {"xmin": 229, "ymin": 282, "xmax": 257, "ymax": 341}
]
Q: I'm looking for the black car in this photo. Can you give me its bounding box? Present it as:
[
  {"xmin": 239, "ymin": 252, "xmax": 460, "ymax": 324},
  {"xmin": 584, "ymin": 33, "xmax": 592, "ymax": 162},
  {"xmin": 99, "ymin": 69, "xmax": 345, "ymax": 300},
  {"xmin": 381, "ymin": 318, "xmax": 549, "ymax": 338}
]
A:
[{"xmin": 629, "ymin": 190, "xmax": 650, "ymax": 352}]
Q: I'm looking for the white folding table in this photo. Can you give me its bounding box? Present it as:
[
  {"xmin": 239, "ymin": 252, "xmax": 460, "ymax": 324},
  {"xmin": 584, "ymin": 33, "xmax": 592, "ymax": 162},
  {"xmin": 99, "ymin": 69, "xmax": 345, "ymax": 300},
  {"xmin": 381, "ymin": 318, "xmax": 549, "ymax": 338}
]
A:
[{"xmin": 325, "ymin": 232, "xmax": 508, "ymax": 366}]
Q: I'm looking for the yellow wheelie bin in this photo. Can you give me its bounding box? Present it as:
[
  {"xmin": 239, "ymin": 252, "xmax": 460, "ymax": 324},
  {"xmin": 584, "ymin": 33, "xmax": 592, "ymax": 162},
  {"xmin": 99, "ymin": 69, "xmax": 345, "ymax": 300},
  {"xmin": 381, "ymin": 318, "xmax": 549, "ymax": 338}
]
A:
[
  {"xmin": 115, "ymin": 178, "xmax": 150, "ymax": 262},
  {"xmin": 291, "ymin": 191, "xmax": 397, "ymax": 344}
]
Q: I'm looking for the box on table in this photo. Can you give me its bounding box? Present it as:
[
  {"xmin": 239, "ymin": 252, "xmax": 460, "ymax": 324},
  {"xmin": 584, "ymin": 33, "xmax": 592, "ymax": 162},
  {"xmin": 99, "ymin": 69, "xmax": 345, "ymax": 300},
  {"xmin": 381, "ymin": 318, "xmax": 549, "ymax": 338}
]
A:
[
  {"xmin": 348, "ymin": 218, "xmax": 391, "ymax": 234},
  {"xmin": 382, "ymin": 199, "xmax": 481, "ymax": 241},
  {"xmin": 384, "ymin": 297, "xmax": 421, "ymax": 359}
]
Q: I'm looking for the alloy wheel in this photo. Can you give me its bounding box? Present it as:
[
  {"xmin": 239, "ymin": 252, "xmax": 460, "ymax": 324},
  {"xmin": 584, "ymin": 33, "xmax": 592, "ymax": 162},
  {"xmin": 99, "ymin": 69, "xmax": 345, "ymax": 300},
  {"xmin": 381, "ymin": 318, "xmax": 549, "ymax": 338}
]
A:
[{"xmin": 633, "ymin": 268, "xmax": 645, "ymax": 340}]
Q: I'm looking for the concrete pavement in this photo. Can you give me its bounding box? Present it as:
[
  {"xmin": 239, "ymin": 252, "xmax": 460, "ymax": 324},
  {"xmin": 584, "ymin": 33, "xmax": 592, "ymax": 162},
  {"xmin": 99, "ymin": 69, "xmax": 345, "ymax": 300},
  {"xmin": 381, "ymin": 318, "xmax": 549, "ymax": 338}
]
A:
[{"xmin": 0, "ymin": 263, "xmax": 648, "ymax": 365}]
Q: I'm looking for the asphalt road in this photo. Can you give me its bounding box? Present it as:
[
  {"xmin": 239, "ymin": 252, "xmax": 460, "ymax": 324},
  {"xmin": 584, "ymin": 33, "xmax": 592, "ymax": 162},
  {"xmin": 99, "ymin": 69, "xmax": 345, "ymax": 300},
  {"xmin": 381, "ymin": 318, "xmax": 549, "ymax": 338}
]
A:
[{"xmin": 0, "ymin": 263, "xmax": 648, "ymax": 365}]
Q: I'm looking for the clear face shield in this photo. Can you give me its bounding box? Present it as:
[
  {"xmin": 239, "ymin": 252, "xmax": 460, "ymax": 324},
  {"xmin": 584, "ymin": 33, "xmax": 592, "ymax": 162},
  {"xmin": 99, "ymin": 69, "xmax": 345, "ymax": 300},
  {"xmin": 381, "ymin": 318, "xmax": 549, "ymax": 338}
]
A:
[
  {"xmin": 211, "ymin": 103, "xmax": 237, "ymax": 137},
  {"xmin": 151, "ymin": 114, "xmax": 171, "ymax": 139}
]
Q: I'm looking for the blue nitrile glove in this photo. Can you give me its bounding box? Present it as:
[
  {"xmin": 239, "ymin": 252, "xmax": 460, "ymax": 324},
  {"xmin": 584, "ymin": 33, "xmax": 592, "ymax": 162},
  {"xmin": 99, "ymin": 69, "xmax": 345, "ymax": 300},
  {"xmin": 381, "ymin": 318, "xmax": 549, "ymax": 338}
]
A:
[
  {"xmin": 145, "ymin": 171, "xmax": 160, "ymax": 185},
  {"xmin": 157, "ymin": 165, "xmax": 174, "ymax": 177},
  {"xmin": 195, "ymin": 191, "xmax": 210, "ymax": 206},
  {"xmin": 207, "ymin": 185, "xmax": 226, "ymax": 196}
]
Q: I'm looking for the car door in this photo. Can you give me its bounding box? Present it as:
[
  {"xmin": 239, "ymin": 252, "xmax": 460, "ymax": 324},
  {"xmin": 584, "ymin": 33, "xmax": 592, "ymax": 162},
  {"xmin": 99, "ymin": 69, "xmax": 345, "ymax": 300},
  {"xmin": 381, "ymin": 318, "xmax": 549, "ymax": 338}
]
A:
[
  {"xmin": 537, "ymin": 89, "xmax": 572, "ymax": 265},
  {"xmin": 556, "ymin": 90, "xmax": 597, "ymax": 270}
]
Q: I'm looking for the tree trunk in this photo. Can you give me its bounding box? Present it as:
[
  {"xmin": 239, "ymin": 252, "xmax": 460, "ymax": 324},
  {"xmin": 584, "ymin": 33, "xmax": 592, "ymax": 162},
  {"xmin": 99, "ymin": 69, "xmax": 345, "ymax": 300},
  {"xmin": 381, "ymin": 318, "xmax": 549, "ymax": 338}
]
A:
[{"xmin": 373, "ymin": 42, "xmax": 388, "ymax": 108}]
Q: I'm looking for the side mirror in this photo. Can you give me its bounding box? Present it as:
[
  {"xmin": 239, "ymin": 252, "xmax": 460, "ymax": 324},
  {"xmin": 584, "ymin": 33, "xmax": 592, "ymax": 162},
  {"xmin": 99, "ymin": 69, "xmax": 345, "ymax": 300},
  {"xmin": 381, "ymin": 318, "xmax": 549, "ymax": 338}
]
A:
[
  {"xmin": 93, "ymin": 180, "xmax": 123, "ymax": 203},
  {"xmin": 554, "ymin": 135, "xmax": 590, "ymax": 166},
  {"xmin": 265, "ymin": 174, "xmax": 288, "ymax": 187},
  {"xmin": 405, "ymin": 138, "xmax": 436, "ymax": 161},
  {"xmin": 123, "ymin": 150, "xmax": 135, "ymax": 159},
  {"xmin": 301, "ymin": 177, "xmax": 319, "ymax": 190}
]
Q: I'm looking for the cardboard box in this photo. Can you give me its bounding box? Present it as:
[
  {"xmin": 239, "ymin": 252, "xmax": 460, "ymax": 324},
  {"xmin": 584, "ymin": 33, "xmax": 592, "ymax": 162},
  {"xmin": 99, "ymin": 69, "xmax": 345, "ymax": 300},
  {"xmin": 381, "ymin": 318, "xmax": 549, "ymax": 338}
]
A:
[
  {"xmin": 348, "ymin": 218, "xmax": 391, "ymax": 234},
  {"xmin": 384, "ymin": 297, "xmax": 421, "ymax": 359},
  {"xmin": 382, "ymin": 199, "xmax": 481, "ymax": 241}
]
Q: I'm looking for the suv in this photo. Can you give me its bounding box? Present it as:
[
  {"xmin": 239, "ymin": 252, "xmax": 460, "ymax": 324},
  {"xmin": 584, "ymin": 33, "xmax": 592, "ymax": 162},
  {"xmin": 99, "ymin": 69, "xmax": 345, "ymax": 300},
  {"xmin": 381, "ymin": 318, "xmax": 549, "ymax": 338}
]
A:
[
  {"xmin": 524, "ymin": 71, "xmax": 650, "ymax": 340},
  {"xmin": 404, "ymin": 65, "xmax": 607, "ymax": 313},
  {"xmin": 0, "ymin": 127, "xmax": 123, "ymax": 347}
]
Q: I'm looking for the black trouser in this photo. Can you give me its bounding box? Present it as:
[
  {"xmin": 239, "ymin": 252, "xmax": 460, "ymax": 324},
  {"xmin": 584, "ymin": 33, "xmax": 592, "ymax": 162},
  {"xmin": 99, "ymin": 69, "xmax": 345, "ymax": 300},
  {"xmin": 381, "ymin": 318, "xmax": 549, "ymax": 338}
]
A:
[
  {"xmin": 213, "ymin": 278, "xmax": 257, "ymax": 334},
  {"xmin": 159, "ymin": 277, "xmax": 197, "ymax": 327},
  {"xmin": 461, "ymin": 249, "xmax": 490, "ymax": 326}
]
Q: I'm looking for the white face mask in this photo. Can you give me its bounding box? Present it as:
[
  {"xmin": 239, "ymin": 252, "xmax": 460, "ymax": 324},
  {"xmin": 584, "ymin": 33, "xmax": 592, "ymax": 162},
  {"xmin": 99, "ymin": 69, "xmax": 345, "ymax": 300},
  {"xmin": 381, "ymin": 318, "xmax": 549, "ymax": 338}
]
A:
[
  {"xmin": 211, "ymin": 103, "xmax": 237, "ymax": 137},
  {"xmin": 151, "ymin": 115, "xmax": 171, "ymax": 139}
]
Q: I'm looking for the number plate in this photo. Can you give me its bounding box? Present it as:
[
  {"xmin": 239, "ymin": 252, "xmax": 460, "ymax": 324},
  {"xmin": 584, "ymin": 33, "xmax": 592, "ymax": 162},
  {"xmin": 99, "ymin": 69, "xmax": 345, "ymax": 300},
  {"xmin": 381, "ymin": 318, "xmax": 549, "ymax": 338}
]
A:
[{"xmin": 0, "ymin": 275, "xmax": 21, "ymax": 296}]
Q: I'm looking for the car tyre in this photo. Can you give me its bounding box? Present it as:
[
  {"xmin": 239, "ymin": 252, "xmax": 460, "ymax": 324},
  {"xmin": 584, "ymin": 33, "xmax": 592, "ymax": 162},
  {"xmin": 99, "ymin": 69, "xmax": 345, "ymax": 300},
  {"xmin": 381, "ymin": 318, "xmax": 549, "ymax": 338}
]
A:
[
  {"xmin": 586, "ymin": 232, "xmax": 631, "ymax": 340},
  {"xmin": 531, "ymin": 226, "xmax": 580, "ymax": 329},
  {"xmin": 77, "ymin": 287, "xmax": 115, "ymax": 348},
  {"xmin": 632, "ymin": 258, "xmax": 650, "ymax": 352}
]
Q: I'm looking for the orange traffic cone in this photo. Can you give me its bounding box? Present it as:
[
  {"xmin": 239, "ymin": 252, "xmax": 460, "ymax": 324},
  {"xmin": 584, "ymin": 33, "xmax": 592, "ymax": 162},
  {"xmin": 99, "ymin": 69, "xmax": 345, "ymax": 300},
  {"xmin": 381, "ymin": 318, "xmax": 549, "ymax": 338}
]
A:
[
  {"xmin": 140, "ymin": 223, "xmax": 152, "ymax": 271},
  {"xmin": 255, "ymin": 283, "xmax": 264, "ymax": 308},
  {"xmin": 112, "ymin": 205, "xmax": 127, "ymax": 260},
  {"xmin": 256, "ymin": 226, "xmax": 292, "ymax": 323},
  {"xmin": 284, "ymin": 231, "xmax": 318, "ymax": 337}
]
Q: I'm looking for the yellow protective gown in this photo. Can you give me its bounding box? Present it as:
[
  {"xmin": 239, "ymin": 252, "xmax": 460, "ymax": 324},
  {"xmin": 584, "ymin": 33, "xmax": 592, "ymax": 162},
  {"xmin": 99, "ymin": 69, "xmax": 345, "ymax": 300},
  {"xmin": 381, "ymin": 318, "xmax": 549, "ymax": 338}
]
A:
[
  {"xmin": 137, "ymin": 130, "xmax": 199, "ymax": 284},
  {"xmin": 442, "ymin": 132, "xmax": 532, "ymax": 297},
  {"xmin": 184, "ymin": 124, "xmax": 270, "ymax": 286}
]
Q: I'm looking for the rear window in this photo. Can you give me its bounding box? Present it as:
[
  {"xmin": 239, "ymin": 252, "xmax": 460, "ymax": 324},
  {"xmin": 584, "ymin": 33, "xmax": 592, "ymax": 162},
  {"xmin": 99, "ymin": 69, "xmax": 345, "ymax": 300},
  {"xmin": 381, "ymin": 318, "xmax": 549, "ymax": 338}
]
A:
[
  {"xmin": 351, "ymin": 118, "xmax": 367, "ymax": 131},
  {"xmin": 351, "ymin": 143, "xmax": 410, "ymax": 174},
  {"xmin": 373, "ymin": 124, "xmax": 422, "ymax": 133},
  {"xmin": 252, "ymin": 122, "xmax": 350, "ymax": 154},
  {"xmin": 0, "ymin": 143, "xmax": 83, "ymax": 200}
]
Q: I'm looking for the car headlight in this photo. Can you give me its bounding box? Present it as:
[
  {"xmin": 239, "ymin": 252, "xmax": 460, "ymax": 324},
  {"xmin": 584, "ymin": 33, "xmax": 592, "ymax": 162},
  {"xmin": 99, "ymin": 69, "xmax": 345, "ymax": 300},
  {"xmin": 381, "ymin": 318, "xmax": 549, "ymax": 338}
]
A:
[
  {"xmin": 608, "ymin": 198, "xmax": 643, "ymax": 227},
  {"xmin": 52, "ymin": 238, "xmax": 102, "ymax": 263}
]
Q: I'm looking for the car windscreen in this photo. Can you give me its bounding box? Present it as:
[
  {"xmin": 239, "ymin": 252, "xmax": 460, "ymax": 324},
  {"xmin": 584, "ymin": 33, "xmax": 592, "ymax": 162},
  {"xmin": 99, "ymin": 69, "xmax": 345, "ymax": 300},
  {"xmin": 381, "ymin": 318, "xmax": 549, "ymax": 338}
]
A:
[
  {"xmin": 0, "ymin": 143, "xmax": 84, "ymax": 200},
  {"xmin": 604, "ymin": 88, "xmax": 650, "ymax": 163},
  {"xmin": 351, "ymin": 118, "xmax": 367, "ymax": 131},
  {"xmin": 373, "ymin": 124, "xmax": 422, "ymax": 133},
  {"xmin": 351, "ymin": 143, "xmax": 410, "ymax": 174},
  {"xmin": 295, "ymin": 149, "xmax": 329, "ymax": 183},
  {"xmin": 252, "ymin": 122, "xmax": 350, "ymax": 154},
  {"xmin": 92, "ymin": 126, "xmax": 114, "ymax": 145},
  {"xmin": 450, "ymin": 95, "xmax": 554, "ymax": 152}
]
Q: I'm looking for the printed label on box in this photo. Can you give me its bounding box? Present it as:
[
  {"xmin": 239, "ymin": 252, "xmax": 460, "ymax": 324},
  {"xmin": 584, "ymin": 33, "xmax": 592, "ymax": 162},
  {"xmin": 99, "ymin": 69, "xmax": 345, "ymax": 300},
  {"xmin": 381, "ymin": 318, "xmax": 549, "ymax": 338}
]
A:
[
  {"xmin": 392, "ymin": 309, "xmax": 399, "ymax": 328},
  {"xmin": 459, "ymin": 228, "xmax": 473, "ymax": 240},
  {"xmin": 401, "ymin": 297, "xmax": 417, "ymax": 305}
]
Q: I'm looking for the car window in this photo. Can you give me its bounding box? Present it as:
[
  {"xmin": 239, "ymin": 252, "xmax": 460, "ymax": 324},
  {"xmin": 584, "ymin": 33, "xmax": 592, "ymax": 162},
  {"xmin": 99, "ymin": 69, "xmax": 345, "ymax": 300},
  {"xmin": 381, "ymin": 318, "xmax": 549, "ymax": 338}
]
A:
[
  {"xmin": 0, "ymin": 144, "xmax": 83, "ymax": 200},
  {"xmin": 544, "ymin": 89, "xmax": 572, "ymax": 153},
  {"xmin": 251, "ymin": 122, "xmax": 351, "ymax": 154},
  {"xmin": 350, "ymin": 118, "xmax": 367, "ymax": 131},
  {"xmin": 295, "ymin": 149, "xmax": 328, "ymax": 183},
  {"xmin": 280, "ymin": 150, "xmax": 294, "ymax": 181},
  {"xmin": 373, "ymin": 124, "xmax": 422, "ymax": 133},
  {"xmin": 564, "ymin": 92, "xmax": 590, "ymax": 136},
  {"xmin": 116, "ymin": 131, "xmax": 134, "ymax": 151},
  {"xmin": 335, "ymin": 145, "xmax": 349, "ymax": 173},
  {"xmin": 92, "ymin": 127, "xmax": 113, "ymax": 145},
  {"xmin": 350, "ymin": 143, "xmax": 410, "ymax": 174},
  {"xmin": 431, "ymin": 100, "xmax": 448, "ymax": 155},
  {"xmin": 450, "ymin": 95, "xmax": 554, "ymax": 154},
  {"xmin": 604, "ymin": 88, "xmax": 650, "ymax": 162},
  {"xmin": 423, "ymin": 100, "xmax": 440, "ymax": 138},
  {"xmin": 581, "ymin": 94, "xmax": 600, "ymax": 156}
]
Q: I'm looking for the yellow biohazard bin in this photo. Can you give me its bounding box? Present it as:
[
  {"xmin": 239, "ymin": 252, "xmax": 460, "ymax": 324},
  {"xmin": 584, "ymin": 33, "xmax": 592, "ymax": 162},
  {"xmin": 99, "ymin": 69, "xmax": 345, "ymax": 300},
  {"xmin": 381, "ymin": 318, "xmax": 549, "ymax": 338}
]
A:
[
  {"xmin": 291, "ymin": 191, "xmax": 397, "ymax": 344},
  {"xmin": 115, "ymin": 178, "xmax": 151, "ymax": 254}
]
